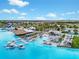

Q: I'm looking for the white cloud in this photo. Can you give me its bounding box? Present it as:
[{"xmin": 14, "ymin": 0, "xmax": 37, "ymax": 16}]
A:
[
  {"xmin": 61, "ymin": 11, "xmax": 75, "ymax": 16},
  {"xmin": 8, "ymin": 0, "xmax": 29, "ymax": 7},
  {"xmin": 1, "ymin": 9, "xmax": 19, "ymax": 14},
  {"xmin": 18, "ymin": 16, "xmax": 25, "ymax": 18},
  {"xmin": 30, "ymin": 9, "xmax": 35, "ymax": 12},
  {"xmin": 66, "ymin": 12, "xmax": 75, "ymax": 14},
  {"xmin": 11, "ymin": 9, "xmax": 19, "ymax": 14},
  {"xmin": 47, "ymin": 13, "xmax": 57, "ymax": 17},
  {"xmin": 2, "ymin": 9, "xmax": 11, "ymax": 14},
  {"xmin": 35, "ymin": 16, "xmax": 46, "ymax": 20},
  {"xmin": 17, "ymin": 16, "xmax": 27, "ymax": 20},
  {"xmin": 0, "ymin": 9, "xmax": 27, "ymax": 16},
  {"xmin": 55, "ymin": 17, "xmax": 65, "ymax": 20},
  {"xmin": 77, "ymin": 10, "xmax": 79, "ymax": 13},
  {"xmin": 20, "ymin": 13, "xmax": 27, "ymax": 16}
]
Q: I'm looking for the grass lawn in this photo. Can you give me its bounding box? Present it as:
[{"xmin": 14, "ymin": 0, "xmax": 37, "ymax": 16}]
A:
[{"xmin": 71, "ymin": 36, "xmax": 79, "ymax": 48}]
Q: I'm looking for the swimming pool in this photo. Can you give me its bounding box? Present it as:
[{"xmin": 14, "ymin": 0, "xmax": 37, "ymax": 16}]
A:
[{"xmin": 0, "ymin": 31, "xmax": 79, "ymax": 59}]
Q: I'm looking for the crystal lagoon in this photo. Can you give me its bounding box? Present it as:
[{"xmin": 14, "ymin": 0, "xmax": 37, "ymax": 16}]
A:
[{"xmin": 0, "ymin": 31, "xmax": 79, "ymax": 59}]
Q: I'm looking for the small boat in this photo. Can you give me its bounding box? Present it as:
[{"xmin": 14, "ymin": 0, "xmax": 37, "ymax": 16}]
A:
[
  {"xmin": 18, "ymin": 44, "xmax": 25, "ymax": 49},
  {"xmin": 5, "ymin": 40, "xmax": 16, "ymax": 49},
  {"xmin": 5, "ymin": 43, "xmax": 16, "ymax": 49}
]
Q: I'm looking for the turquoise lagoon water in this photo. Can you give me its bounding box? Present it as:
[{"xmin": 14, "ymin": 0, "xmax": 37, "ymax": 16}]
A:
[{"xmin": 0, "ymin": 31, "xmax": 79, "ymax": 59}]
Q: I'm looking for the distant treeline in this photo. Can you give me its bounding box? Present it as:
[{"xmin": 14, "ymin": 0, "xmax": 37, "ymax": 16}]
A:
[{"xmin": 0, "ymin": 20, "xmax": 79, "ymax": 23}]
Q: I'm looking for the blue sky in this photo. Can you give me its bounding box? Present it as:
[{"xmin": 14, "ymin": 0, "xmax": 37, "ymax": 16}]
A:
[{"xmin": 0, "ymin": 0, "xmax": 79, "ymax": 20}]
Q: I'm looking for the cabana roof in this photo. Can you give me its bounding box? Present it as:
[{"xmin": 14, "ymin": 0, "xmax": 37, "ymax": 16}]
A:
[{"xmin": 13, "ymin": 29, "xmax": 28, "ymax": 36}]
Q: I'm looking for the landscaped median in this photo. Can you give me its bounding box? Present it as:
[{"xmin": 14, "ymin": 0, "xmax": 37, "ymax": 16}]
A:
[{"xmin": 71, "ymin": 36, "xmax": 79, "ymax": 48}]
